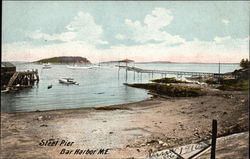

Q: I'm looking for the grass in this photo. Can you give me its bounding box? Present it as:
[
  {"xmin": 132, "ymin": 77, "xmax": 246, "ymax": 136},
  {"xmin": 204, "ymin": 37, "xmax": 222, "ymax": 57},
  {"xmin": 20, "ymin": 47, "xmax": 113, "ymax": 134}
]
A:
[
  {"xmin": 125, "ymin": 83, "xmax": 205, "ymax": 97},
  {"xmin": 151, "ymin": 77, "xmax": 187, "ymax": 84},
  {"xmin": 205, "ymin": 78, "xmax": 219, "ymax": 84},
  {"xmin": 204, "ymin": 77, "xmax": 249, "ymax": 91},
  {"xmin": 217, "ymin": 79, "xmax": 249, "ymax": 91}
]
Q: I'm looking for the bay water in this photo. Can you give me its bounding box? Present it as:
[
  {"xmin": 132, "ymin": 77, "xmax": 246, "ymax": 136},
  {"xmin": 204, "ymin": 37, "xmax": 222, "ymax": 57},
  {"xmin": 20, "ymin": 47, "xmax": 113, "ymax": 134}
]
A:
[{"xmin": 1, "ymin": 62, "xmax": 239, "ymax": 113}]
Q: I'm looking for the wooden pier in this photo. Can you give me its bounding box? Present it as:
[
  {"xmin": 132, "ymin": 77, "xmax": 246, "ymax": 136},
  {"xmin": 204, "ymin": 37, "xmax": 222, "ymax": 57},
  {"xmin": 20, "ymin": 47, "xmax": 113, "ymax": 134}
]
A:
[
  {"xmin": 118, "ymin": 66, "xmax": 233, "ymax": 79},
  {"xmin": 2, "ymin": 69, "xmax": 39, "ymax": 91},
  {"xmin": 7, "ymin": 70, "xmax": 39, "ymax": 87},
  {"xmin": 2, "ymin": 62, "xmax": 40, "ymax": 91}
]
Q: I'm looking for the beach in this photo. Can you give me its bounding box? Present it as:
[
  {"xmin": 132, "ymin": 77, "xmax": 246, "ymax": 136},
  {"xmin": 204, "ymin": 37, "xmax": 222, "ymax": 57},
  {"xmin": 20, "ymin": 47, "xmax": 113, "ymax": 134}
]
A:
[{"xmin": 1, "ymin": 86, "xmax": 248, "ymax": 159}]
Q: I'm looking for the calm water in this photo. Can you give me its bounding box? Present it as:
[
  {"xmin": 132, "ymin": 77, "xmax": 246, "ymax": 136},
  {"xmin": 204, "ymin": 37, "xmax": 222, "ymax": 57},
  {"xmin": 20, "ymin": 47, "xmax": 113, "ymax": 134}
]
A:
[{"xmin": 1, "ymin": 62, "xmax": 240, "ymax": 113}]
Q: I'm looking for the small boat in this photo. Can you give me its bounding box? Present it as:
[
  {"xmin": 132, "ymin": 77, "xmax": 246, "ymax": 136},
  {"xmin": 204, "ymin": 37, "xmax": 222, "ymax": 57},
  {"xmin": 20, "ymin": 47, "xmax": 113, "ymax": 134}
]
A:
[
  {"xmin": 42, "ymin": 63, "xmax": 52, "ymax": 69},
  {"xmin": 47, "ymin": 84, "xmax": 52, "ymax": 89},
  {"xmin": 59, "ymin": 78, "xmax": 78, "ymax": 85}
]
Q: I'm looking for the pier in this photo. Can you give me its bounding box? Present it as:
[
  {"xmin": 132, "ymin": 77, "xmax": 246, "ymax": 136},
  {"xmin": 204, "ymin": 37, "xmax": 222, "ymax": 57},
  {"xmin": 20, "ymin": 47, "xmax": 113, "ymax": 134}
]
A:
[
  {"xmin": 1, "ymin": 62, "xmax": 39, "ymax": 91},
  {"xmin": 118, "ymin": 65, "xmax": 233, "ymax": 80},
  {"xmin": 7, "ymin": 70, "xmax": 39, "ymax": 87}
]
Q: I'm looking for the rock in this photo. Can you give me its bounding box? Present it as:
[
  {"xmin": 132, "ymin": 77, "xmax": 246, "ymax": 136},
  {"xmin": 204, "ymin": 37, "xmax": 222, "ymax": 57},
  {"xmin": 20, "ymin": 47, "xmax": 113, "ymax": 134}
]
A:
[
  {"xmin": 140, "ymin": 143, "xmax": 146, "ymax": 147},
  {"xmin": 37, "ymin": 116, "xmax": 43, "ymax": 121},
  {"xmin": 35, "ymin": 110, "xmax": 40, "ymax": 112},
  {"xmin": 148, "ymin": 149, "xmax": 153, "ymax": 154},
  {"xmin": 162, "ymin": 143, "xmax": 168, "ymax": 146},
  {"xmin": 241, "ymin": 99, "xmax": 245, "ymax": 103},
  {"xmin": 158, "ymin": 140, "xmax": 164, "ymax": 145},
  {"xmin": 194, "ymin": 132, "xmax": 200, "ymax": 138}
]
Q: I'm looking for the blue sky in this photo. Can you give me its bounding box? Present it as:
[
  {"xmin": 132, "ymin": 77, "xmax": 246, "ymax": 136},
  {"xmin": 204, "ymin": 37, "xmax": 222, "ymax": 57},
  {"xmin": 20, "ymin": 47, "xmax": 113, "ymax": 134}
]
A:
[{"xmin": 2, "ymin": 1, "xmax": 249, "ymax": 62}]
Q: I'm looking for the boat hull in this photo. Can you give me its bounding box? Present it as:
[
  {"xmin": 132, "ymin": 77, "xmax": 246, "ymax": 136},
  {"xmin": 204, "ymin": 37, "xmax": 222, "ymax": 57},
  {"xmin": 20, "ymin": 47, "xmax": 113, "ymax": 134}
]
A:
[{"xmin": 59, "ymin": 79, "xmax": 76, "ymax": 84}]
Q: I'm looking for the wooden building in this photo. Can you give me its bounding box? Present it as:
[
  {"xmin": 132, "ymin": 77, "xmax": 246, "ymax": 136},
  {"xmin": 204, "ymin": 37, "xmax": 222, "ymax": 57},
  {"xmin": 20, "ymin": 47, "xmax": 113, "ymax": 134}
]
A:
[
  {"xmin": 1, "ymin": 62, "xmax": 16, "ymax": 73},
  {"xmin": 1, "ymin": 62, "xmax": 16, "ymax": 88}
]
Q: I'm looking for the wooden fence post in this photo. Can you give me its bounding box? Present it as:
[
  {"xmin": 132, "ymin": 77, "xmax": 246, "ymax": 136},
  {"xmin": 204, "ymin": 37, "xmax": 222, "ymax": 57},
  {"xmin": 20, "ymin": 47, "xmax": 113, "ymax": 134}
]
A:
[{"xmin": 210, "ymin": 119, "xmax": 217, "ymax": 159}]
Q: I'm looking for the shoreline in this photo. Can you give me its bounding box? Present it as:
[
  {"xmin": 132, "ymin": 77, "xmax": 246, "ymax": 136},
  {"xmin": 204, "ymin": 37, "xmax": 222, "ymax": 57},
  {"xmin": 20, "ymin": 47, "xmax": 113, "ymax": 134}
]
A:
[
  {"xmin": 0, "ymin": 97, "xmax": 153, "ymax": 114},
  {"xmin": 1, "ymin": 88, "xmax": 248, "ymax": 158}
]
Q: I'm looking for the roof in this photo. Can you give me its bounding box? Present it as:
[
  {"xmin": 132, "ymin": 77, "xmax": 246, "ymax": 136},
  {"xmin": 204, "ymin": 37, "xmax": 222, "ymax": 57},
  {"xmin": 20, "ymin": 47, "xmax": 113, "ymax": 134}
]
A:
[{"xmin": 1, "ymin": 62, "xmax": 16, "ymax": 68}]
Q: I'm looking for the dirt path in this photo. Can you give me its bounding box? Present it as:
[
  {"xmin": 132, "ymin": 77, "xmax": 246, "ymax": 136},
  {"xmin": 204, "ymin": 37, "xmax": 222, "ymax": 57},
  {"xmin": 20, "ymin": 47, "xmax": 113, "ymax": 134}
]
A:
[{"xmin": 0, "ymin": 90, "xmax": 248, "ymax": 159}]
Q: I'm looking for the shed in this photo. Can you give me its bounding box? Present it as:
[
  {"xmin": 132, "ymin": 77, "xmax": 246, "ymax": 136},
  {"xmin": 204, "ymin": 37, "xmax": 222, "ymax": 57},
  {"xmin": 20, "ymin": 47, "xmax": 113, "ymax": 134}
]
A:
[{"xmin": 1, "ymin": 62, "xmax": 16, "ymax": 73}]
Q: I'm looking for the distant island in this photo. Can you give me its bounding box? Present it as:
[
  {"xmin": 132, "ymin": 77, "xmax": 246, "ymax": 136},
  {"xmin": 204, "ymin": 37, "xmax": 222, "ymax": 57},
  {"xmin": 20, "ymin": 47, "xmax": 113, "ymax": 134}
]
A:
[
  {"xmin": 35, "ymin": 56, "xmax": 91, "ymax": 64},
  {"xmin": 100, "ymin": 59, "xmax": 134, "ymax": 64},
  {"xmin": 136, "ymin": 61, "xmax": 172, "ymax": 64}
]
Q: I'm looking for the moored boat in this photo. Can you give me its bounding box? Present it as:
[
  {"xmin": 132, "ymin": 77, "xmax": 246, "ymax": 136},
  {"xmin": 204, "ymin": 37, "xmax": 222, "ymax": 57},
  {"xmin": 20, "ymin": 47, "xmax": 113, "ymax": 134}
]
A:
[
  {"xmin": 42, "ymin": 63, "xmax": 52, "ymax": 69},
  {"xmin": 59, "ymin": 78, "xmax": 78, "ymax": 85}
]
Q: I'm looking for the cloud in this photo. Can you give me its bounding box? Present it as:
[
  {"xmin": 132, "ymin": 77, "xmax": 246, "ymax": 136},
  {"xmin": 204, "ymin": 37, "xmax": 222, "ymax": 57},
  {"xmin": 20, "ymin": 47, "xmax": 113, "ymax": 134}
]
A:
[
  {"xmin": 26, "ymin": 30, "xmax": 77, "ymax": 42},
  {"xmin": 116, "ymin": 8, "xmax": 185, "ymax": 44},
  {"xmin": 222, "ymin": 19, "xmax": 230, "ymax": 25},
  {"xmin": 2, "ymin": 41, "xmax": 99, "ymax": 62},
  {"xmin": 214, "ymin": 36, "xmax": 231, "ymax": 43},
  {"xmin": 26, "ymin": 11, "xmax": 108, "ymax": 45},
  {"xmin": 144, "ymin": 7, "xmax": 173, "ymax": 29},
  {"xmin": 66, "ymin": 11, "xmax": 108, "ymax": 44},
  {"xmin": 105, "ymin": 36, "xmax": 249, "ymax": 63},
  {"xmin": 3, "ymin": 36, "xmax": 248, "ymax": 63}
]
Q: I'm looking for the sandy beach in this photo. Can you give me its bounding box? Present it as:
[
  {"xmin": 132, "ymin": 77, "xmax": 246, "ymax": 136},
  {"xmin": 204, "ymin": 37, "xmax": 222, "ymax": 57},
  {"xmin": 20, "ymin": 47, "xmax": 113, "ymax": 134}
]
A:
[{"xmin": 0, "ymin": 87, "xmax": 248, "ymax": 159}]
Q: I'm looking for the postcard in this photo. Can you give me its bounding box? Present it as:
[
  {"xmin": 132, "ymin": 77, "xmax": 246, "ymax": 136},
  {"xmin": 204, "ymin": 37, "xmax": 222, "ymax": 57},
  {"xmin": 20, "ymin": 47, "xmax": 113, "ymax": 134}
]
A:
[{"xmin": 1, "ymin": 1, "xmax": 249, "ymax": 159}]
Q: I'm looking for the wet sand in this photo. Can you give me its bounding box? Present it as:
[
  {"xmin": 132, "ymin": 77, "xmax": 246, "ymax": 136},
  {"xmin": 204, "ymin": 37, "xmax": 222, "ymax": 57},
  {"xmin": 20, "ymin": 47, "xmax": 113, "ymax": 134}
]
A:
[{"xmin": 0, "ymin": 88, "xmax": 248, "ymax": 158}]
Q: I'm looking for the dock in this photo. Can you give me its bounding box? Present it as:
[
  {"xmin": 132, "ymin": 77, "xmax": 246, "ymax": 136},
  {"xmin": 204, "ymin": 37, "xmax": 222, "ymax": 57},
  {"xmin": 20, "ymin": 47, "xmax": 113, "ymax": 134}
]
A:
[
  {"xmin": 6, "ymin": 70, "xmax": 39, "ymax": 88},
  {"xmin": 1, "ymin": 62, "xmax": 39, "ymax": 91},
  {"xmin": 118, "ymin": 66, "xmax": 233, "ymax": 79}
]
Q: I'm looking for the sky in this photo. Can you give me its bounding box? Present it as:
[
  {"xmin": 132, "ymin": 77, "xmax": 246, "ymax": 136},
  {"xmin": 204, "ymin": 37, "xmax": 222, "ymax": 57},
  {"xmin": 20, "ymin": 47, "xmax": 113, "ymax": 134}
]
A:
[{"xmin": 2, "ymin": 1, "xmax": 249, "ymax": 63}]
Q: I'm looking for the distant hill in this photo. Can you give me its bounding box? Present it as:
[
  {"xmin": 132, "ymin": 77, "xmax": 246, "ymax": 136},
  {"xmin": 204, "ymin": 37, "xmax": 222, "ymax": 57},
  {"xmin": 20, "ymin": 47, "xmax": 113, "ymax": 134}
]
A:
[
  {"xmin": 35, "ymin": 56, "xmax": 91, "ymax": 64},
  {"xmin": 136, "ymin": 61, "xmax": 172, "ymax": 64}
]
